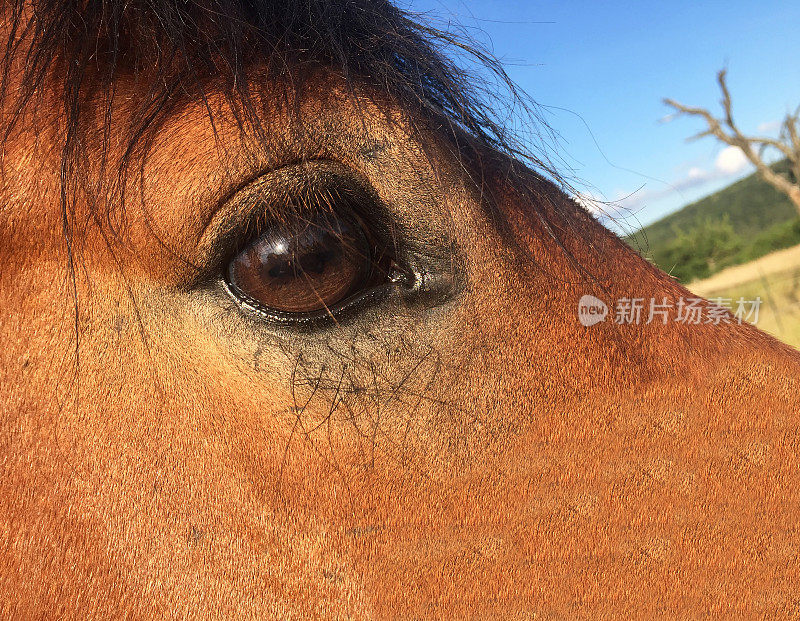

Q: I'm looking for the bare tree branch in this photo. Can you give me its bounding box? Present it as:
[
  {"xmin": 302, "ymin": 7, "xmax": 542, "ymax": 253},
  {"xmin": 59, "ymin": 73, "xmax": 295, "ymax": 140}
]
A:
[{"xmin": 664, "ymin": 69, "xmax": 800, "ymax": 216}]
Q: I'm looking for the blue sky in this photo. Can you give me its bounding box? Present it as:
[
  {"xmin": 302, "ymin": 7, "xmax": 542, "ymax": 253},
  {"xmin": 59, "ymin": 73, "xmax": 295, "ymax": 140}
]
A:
[{"xmin": 403, "ymin": 0, "xmax": 800, "ymax": 233}]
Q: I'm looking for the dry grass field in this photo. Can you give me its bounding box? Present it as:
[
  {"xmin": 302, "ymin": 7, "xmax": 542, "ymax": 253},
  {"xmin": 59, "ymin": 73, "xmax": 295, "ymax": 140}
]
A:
[{"xmin": 690, "ymin": 243, "xmax": 800, "ymax": 350}]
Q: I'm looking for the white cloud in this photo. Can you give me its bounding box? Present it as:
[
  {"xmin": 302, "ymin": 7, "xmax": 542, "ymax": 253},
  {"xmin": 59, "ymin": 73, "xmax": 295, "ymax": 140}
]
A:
[
  {"xmin": 574, "ymin": 192, "xmax": 603, "ymax": 215},
  {"xmin": 715, "ymin": 145, "xmax": 750, "ymax": 175},
  {"xmin": 687, "ymin": 167, "xmax": 707, "ymax": 180},
  {"xmin": 757, "ymin": 120, "xmax": 781, "ymax": 133},
  {"xmin": 573, "ymin": 193, "xmax": 594, "ymax": 212},
  {"xmin": 612, "ymin": 149, "xmax": 753, "ymax": 213},
  {"xmin": 574, "ymin": 191, "xmax": 627, "ymax": 219}
]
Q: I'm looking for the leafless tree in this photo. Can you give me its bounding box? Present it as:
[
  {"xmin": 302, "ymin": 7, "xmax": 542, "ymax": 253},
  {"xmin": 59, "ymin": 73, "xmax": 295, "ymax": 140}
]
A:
[{"xmin": 664, "ymin": 69, "xmax": 800, "ymax": 215}]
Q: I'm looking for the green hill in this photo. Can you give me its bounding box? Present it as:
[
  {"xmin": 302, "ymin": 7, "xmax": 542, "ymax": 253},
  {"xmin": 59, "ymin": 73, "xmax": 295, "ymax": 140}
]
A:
[{"xmin": 625, "ymin": 160, "xmax": 800, "ymax": 282}]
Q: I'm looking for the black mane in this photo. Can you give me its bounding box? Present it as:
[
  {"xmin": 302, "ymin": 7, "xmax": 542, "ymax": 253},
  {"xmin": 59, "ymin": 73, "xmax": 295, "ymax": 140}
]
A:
[{"xmin": 2, "ymin": 0, "xmax": 563, "ymax": 177}]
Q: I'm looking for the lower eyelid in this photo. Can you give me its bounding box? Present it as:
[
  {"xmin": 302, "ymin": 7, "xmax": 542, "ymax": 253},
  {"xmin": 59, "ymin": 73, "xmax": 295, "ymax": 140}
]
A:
[{"xmin": 221, "ymin": 276, "xmax": 400, "ymax": 327}]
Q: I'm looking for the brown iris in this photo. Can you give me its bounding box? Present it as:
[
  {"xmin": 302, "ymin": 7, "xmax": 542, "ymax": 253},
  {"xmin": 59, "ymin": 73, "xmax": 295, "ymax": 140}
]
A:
[{"xmin": 226, "ymin": 212, "xmax": 374, "ymax": 315}]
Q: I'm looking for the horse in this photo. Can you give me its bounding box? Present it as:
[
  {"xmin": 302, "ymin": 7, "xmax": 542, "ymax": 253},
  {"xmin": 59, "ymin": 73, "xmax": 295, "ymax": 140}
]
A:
[{"xmin": 1, "ymin": 0, "xmax": 798, "ymax": 617}]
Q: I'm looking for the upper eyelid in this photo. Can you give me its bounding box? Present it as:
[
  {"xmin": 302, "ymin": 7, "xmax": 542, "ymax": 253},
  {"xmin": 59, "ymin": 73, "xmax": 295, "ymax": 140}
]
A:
[
  {"xmin": 199, "ymin": 159, "xmax": 388, "ymax": 241},
  {"xmin": 195, "ymin": 159, "xmax": 309, "ymax": 247}
]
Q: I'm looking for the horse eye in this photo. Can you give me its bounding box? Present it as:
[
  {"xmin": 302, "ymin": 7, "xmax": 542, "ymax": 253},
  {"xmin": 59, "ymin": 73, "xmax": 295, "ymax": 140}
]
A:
[{"xmin": 225, "ymin": 211, "xmax": 383, "ymax": 317}]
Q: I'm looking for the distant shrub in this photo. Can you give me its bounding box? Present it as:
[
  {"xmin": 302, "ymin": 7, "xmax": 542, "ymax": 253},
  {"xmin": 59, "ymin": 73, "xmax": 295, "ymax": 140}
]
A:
[
  {"xmin": 740, "ymin": 218, "xmax": 800, "ymax": 263},
  {"xmin": 658, "ymin": 216, "xmax": 743, "ymax": 282}
]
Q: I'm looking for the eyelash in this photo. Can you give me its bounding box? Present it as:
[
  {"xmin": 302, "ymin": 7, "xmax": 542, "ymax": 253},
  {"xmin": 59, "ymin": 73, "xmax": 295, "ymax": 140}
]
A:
[{"xmin": 227, "ymin": 181, "xmax": 390, "ymax": 258}]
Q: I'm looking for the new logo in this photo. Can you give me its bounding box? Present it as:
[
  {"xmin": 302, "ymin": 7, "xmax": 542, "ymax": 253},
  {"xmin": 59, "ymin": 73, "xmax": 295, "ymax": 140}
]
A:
[{"xmin": 578, "ymin": 295, "xmax": 608, "ymax": 327}]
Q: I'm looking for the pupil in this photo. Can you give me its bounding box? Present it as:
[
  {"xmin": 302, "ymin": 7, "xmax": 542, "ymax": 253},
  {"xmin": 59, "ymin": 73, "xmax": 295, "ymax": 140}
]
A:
[
  {"xmin": 267, "ymin": 259, "xmax": 293, "ymax": 280},
  {"xmin": 301, "ymin": 247, "xmax": 339, "ymax": 275}
]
